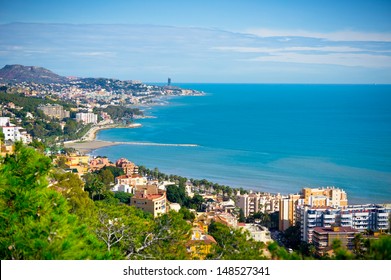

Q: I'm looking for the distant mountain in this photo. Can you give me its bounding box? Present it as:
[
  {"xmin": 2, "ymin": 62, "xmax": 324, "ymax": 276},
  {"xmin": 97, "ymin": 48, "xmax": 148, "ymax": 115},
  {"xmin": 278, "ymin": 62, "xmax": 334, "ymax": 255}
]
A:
[{"xmin": 0, "ymin": 64, "xmax": 69, "ymax": 84}]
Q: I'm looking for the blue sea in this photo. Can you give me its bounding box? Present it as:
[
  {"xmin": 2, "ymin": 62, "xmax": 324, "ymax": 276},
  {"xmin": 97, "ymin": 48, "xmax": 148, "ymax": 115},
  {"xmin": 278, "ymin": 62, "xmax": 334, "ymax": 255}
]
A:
[{"xmin": 94, "ymin": 84, "xmax": 391, "ymax": 204}]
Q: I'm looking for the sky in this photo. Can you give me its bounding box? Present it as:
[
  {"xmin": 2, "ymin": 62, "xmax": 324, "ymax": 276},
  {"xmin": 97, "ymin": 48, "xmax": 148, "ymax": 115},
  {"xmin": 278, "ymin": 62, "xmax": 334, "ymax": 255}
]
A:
[{"xmin": 0, "ymin": 0, "xmax": 391, "ymax": 83}]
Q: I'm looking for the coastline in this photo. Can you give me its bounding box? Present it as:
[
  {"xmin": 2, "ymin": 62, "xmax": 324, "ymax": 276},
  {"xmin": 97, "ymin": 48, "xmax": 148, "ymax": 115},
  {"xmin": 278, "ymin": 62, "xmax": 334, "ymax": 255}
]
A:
[
  {"xmin": 63, "ymin": 123, "xmax": 142, "ymax": 154},
  {"xmin": 63, "ymin": 122, "xmax": 199, "ymax": 154}
]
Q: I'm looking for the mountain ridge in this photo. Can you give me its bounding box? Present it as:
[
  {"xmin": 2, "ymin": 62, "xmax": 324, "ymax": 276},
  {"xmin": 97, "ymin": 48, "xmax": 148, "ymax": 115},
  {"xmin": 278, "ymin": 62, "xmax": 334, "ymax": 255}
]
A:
[{"xmin": 0, "ymin": 64, "xmax": 69, "ymax": 84}]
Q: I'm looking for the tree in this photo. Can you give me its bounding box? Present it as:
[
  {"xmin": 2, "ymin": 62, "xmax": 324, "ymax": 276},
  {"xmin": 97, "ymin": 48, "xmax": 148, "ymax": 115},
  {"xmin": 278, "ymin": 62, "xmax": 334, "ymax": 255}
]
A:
[
  {"xmin": 186, "ymin": 194, "xmax": 205, "ymax": 211},
  {"xmin": 97, "ymin": 168, "xmax": 114, "ymax": 189},
  {"xmin": 179, "ymin": 207, "xmax": 195, "ymax": 222},
  {"xmin": 114, "ymin": 192, "xmax": 133, "ymax": 204},
  {"xmin": 364, "ymin": 235, "xmax": 391, "ymax": 260},
  {"xmin": 166, "ymin": 184, "xmax": 188, "ymax": 206},
  {"xmin": 84, "ymin": 173, "xmax": 106, "ymax": 200},
  {"xmin": 282, "ymin": 224, "xmax": 301, "ymax": 250},
  {"xmin": 93, "ymin": 202, "xmax": 191, "ymax": 260},
  {"xmin": 208, "ymin": 221, "xmax": 268, "ymax": 260},
  {"xmin": 238, "ymin": 208, "xmax": 246, "ymax": 223},
  {"xmin": 0, "ymin": 144, "xmax": 104, "ymax": 259},
  {"xmin": 50, "ymin": 171, "xmax": 95, "ymax": 221},
  {"xmin": 56, "ymin": 155, "xmax": 68, "ymax": 169},
  {"xmin": 100, "ymin": 165, "xmax": 124, "ymax": 178}
]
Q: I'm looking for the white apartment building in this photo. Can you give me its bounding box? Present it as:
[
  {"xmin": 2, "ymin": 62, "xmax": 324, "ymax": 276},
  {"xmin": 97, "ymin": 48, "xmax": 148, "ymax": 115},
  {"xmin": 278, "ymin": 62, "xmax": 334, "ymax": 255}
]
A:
[
  {"xmin": 340, "ymin": 204, "xmax": 390, "ymax": 232},
  {"xmin": 298, "ymin": 204, "xmax": 390, "ymax": 243},
  {"xmin": 1, "ymin": 119, "xmax": 32, "ymax": 144},
  {"xmin": 111, "ymin": 184, "xmax": 133, "ymax": 194},
  {"xmin": 76, "ymin": 112, "xmax": 98, "ymax": 124}
]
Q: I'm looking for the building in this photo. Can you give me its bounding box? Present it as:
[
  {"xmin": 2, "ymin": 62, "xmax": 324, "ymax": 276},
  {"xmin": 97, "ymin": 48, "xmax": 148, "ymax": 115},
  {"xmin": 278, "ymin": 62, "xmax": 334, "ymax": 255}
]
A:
[
  {"xmin": 238, "ymin": 224, "xmax": 272, "ymax": 243},
  {"xmin": 279, "ymin": 187, "xmax": 348, "ymax": 231},
  {"xmin": 57, "ymin": 153, "xmax": 90, "ymax": 176},
  {"xmin": 111, "ymin": 184, "xmax": 133, "ymax": 194},
  {"xmin": 1, "ymin": 117, "xmax": 32, "ymax": 144},
  {"xmin": 340, "ymin": 204, "xmax": 390, "ymax": 232},
  {"xmin": 89, "ymin": 156, "xmax": 114, "ymax": 171},
  {"xmin": 115, "ymin": 174, "xmax": 147, "ymax": 187},
  {"xmin": 312, "ymin": 226, "xmax": 358, "ymax": 256},
  {"xmin": 279, "ymin": 194, "xmax": 301, "ymax": 231},
  {"xmin": 298, "ymin": 206, "xmax": 340, "ymax": 243},
  {"xmin": 130, "ymin": 185, "xmax": 167, "ymax": 217},
  {"xmin": 38, "ymin": 104, "xmax": 70, "ymax": 119},
  {"xmin": 76, "ymin": 112, "xmax": 98, "ymax": 124},
  {"xmin": 236, "ymin": 192, "xmax": 281, "ymax": 218},
  {"xmin": 302, "ymin": 187, "xmax": 348, "ymax": 208},
  {"xmin": 186, "ymin": 223, "xmax": 217, "ymax": 260},
  {"xmin": 116, "ymin": 158, "xmax": 139, "ymax": 175},
  {"xmin": 0, "ymin": 117, "xmax": 10, "ymax": 126},
  {"xmin": 0, "ymin": 140, "xmax": 14, "ymax": 157},
  {"xmin": 298, "ymin": 204, "xmax": 390, "ymax": 243},
  {"xmin": 213, "ymin": 212, "xmax": 238, "ymax": 228}
]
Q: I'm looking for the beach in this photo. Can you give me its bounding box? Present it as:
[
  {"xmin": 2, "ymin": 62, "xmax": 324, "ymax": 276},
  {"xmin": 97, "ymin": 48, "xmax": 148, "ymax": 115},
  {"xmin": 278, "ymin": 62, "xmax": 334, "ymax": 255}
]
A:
[
  {"xmin": 63, "ymin": 122, "xmax": 199, "ymax": 154},
  {"xmin": 63, "ymin": 123, "xmax": 142, "ymax": 154}
]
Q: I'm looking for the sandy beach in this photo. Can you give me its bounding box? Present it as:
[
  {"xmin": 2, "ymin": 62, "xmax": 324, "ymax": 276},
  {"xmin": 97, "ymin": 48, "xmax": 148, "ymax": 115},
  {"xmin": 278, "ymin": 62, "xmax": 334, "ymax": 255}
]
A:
[
  {"xmin": 63, "ymin": 122, "xmax": 199, "ymax": 154},
  {"xmin": 63, "ymin": 123, "xmax": 142, "ymax": 154}
]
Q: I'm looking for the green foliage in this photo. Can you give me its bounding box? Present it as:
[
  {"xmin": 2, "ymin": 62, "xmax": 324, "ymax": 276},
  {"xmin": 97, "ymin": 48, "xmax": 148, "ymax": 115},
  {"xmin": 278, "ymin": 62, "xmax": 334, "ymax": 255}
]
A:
[
  {"xmin": 267, "ymin": 242, "xmax": 301, "ymax": 260},
  {"xmin": 50, "ymin": 171, "xmax": 95, "ymax": 221},
  {"xmin": 83, "ymin": 173, "xmax": 107, "ymax": 201},
  {"xmin": 282, "ymin": 224, "xmax": 301, "ymax": 250},
  {"xmin": 238, "ymin": 208, "xmax": 246, "ymax": 223},
  {"xmin": 187, "ymin": 194, "xmax": 205, "ymax": 211},
  {"xmin": 207, "ymin": 221, "xmax": 268, "ymax": 260},
  {"xmin": 166, "ymin": 184, "xmax": 188, "ymax": 205},
  {"xmin": 96, "ymin": 168, "xmax": 115, "ymax": 189},
  {"xmin": 100, "ymin": 165, "xmax": 124, "ymax": 178},
  {"xmin": 365, "ymin": 235, "xmax": 391, "ymax": 259},
  {"xmin": 179, "ymin": 207, "xmax": 196, "ymax": 222},
  {"xmin": 95, "ymin": 105, "xmax": 143, "ymax": 122},
  {"xmin": 28, "ymin": 139, "xmax": 46, "ymax": 152},
  {"xmin": 0, "ymin": 145, "xmax": 104, "ymax": 259},
  {"xmin": 92, "ymin": 202, "xmax": 190, "ymax": 260},
  {"xmin": 114, "ymin": 192, "xmax": 133, "ymax": 204}
]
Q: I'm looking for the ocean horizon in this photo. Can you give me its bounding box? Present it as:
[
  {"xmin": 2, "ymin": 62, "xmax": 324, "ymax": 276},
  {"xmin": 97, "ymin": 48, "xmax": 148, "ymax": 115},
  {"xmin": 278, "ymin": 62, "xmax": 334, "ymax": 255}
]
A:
[{"xmin": 93, "ymin": 83, "xmax": 391, "ymax": 204}]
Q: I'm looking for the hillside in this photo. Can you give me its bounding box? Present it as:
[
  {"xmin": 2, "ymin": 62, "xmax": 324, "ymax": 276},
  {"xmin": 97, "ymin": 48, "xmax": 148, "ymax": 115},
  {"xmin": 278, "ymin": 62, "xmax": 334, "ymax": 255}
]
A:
[{"xmin": 0, "ymin": 64, "xmax": 69, "ymax": 84}]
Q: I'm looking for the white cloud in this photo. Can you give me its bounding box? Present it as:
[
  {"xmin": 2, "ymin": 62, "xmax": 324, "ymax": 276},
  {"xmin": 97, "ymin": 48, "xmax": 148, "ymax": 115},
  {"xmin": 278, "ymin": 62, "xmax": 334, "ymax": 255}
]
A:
[
  {"xmin": 250, "ymin": 52, "xmax": 391, "ymax": 68},
  {"xmin": 70, "ymin": 51, "xmax": 116, "ymax": 57},
  {"xmin": 246, "ymin": 28, "xmax": 391, "ymax": 42},
  {"xmin": 213, "ymin": 46, "xmax": 364, "ymax": 53}
]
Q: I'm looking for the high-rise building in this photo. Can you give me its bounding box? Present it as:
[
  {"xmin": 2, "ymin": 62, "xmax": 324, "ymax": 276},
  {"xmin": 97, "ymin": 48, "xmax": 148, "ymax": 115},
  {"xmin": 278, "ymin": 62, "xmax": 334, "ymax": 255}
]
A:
[
  {"xmin": 278, "ymin": 187, "xmax": 348, "ymax": 231},
  {"xmin": 236, "ymin": 192, "xmax": 281, "ymax": 217},
  {"xmin": 75, "ymin": 112, "xmax": 98, "ymax": 124},
  {"xmin": 298, "ymin": 204, "xmax": 390, "ymax": 243},
  {"xmin": 167, "ymin": 77, "xmax": 171, "ymax": 86}
]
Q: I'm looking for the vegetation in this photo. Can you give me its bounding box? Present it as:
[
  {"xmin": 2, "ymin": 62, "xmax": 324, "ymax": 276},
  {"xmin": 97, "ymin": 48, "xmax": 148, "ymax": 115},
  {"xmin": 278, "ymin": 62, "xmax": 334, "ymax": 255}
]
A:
[
  {"xmin": 0, "ymin": 144, "xmax": 107, "ymax": 259},
  {"xmin": 207, "ymin": 221, "xmax": 269, "ymax": 260},
  {"xmin": 94, "ymin": 105, "xmax": 143, "ymax": 123},
  {"xmin": 1, "ymin": 144, "xmax": 390, "ymax": 260}
]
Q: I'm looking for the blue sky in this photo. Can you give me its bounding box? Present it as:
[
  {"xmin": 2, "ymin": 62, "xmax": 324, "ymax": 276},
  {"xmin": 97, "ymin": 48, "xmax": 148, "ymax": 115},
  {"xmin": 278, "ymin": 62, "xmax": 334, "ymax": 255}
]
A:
[{"xmin": 0, "ymin": 0, "xmax": 391, "ymax": 83}]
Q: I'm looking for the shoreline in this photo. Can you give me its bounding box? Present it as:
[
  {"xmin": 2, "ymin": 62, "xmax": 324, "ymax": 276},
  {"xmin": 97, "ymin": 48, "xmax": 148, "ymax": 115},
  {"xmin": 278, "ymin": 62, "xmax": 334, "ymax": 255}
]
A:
[
  {"xmin": 63, "ymin": 123, "xmax": 142, "ymax": 154},
  {"xmin": 63, "ymin": 122, "xmax": 199, "ymax": 154}
]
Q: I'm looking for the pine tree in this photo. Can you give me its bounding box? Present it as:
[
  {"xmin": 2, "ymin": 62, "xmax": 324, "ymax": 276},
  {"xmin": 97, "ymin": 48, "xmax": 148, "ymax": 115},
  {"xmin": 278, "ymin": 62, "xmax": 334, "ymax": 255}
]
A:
[{"xmin": 0, "ymin": 144, "xmax": 105, "ymax": 259}]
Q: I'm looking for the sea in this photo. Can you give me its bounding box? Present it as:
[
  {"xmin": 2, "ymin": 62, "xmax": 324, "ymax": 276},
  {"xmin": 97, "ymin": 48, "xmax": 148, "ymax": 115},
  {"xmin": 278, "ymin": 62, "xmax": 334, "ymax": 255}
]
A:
[{"xmin": 93, "ymin": 84, "xmax": 391, "ymax": 204}]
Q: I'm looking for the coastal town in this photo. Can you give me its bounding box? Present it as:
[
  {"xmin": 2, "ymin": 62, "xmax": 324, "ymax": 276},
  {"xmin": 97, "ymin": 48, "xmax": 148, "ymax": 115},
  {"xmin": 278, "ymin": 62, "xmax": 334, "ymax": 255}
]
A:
[{"xmin": 0, "ymin": 65, "xmax": 390, "ymax": 260}]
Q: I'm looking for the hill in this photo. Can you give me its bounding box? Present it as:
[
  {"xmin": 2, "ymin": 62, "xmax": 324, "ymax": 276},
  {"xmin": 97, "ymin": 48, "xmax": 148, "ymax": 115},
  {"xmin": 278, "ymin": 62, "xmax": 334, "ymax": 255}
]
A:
[{"xmin": 0, "ymin": 64, "xmax": 69, "ymax": 84}]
